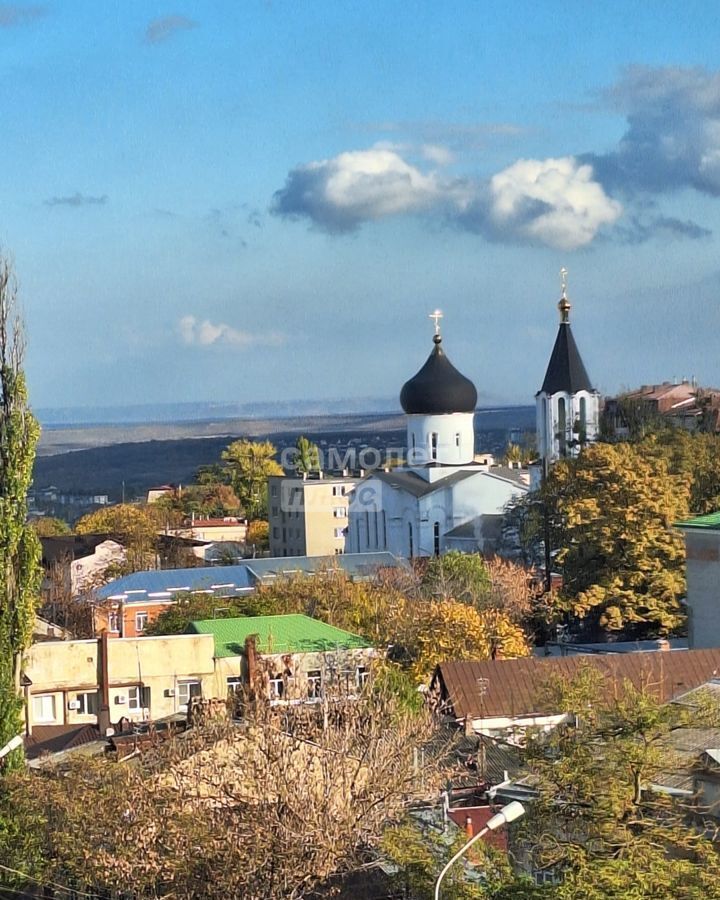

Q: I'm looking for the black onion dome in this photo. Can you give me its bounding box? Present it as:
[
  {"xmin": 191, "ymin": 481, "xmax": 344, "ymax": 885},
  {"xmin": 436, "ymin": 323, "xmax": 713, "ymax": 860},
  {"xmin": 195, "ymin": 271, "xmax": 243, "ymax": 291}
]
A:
[{"xmin": 400, "ymin": 335, "xmax": 477, "ymax": 415}]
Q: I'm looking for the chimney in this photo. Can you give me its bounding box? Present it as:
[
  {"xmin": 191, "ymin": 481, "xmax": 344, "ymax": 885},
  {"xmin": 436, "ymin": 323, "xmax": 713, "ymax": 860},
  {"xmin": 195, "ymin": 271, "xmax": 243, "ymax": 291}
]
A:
[
  {"xmin": 245, "ymin": 635, "xmax": 258, "ymax": 697},
  {"xmin": 465, "ymin": 814, "xmax": 474, "ymax": 839},
  {"xmin": 97, "ymin": 631, "xmax": 112, "ymax": 736},
  {"xmin": 656, "ymin": 638, "xmax": 671, "ymax": 652}
]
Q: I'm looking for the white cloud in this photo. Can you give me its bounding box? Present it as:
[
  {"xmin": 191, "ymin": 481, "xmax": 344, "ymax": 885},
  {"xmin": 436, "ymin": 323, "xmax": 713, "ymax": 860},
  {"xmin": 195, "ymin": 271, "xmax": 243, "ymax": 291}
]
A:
[
  {"xmin": 273, "ymin": 146, "xmax": 619, "ymax": 249},
  {"xmin": 272, "ymin": 148, "xmax": 445, "ymax": 232},
  {"xmin": 487, "ymin": 157, "xmax": 622, "ymax": 250},
  {"xmin": 179, "ymin": 316, "xmax": 286, "ymax": 348},
  {"xmin": 421, "ymin": 143, "xmax": 455, "ymax": 166}
]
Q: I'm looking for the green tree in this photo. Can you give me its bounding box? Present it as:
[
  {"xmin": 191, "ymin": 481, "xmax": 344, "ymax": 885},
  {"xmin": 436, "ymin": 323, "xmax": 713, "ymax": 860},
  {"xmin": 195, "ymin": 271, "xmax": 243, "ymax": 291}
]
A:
[
  {"xmin": 540, "ymin": 441, "xmax": 688, "ymax": 638},
  {"xmin": 221, "ymin": 439, "xmax": 283, "ymax": 519},
  {"xmin": 75, "ymin": 503, "xmax": 168, "ymax": 573},
  {"xmin": 293, "ymin": 435, "xmax": 320, "ymax": 475},
  {"xmin": 423, "ymin": 550, "xmax": 491, "ymax": 605},
  {"xmin": 144, "ymin": 591, "xmax": 278, "ymax": 636},
  {"xmin": 0, "ymin": 259, "xmax": 42, "ymax": 770},
  {"xmin": 496, "ymin": 667, "xmax": 720, "ymax": 899},
  {"xmin": 31, "ymin": 516, "xmax": 71, "ymax": 537}
]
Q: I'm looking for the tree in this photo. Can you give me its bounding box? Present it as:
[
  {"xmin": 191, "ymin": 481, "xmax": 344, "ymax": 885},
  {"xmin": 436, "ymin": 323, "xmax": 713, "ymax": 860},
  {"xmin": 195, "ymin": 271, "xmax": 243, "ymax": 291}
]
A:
[
  {"xmin": 496, "ymin": 666, "xmax": 720, "ymax": 899},
  {"xmin": 0, "ymin": 257, "xmax": 42, "ymax": 770},
  {"xmin": 423, "ymin": 551, "xmax": 491, "ymax": 605},
  {"xmin": 31, "ymin": 516, "xmax": 71, "ymax": 537},
  {"xmin": 246, "ymin": 519, "xmax": 269, "ymax": 549},
  {"xmin": 0, "ymin": 681, "xmax": 440, "ymax": 899},
  {"xmin": 144, "ymin": 591, "xmax": 277, "ymax": 636},
  {"xmin": 293, "ymin": 435, "xmax": 320, "ymax": 475},
  {"xmin": 75, "ymin": 502, "xmax": 167, "ymax": 573},
  {"xmin": 539, "ymin": 441, "xmax": 689, "ymax": 639},
  {"xmin": 153, "ymin": 482, "xmax": 242, "ymax": 518},
  {"xmin": 221, "ymin": 439, "xmax": 283, "ymax": 519}
]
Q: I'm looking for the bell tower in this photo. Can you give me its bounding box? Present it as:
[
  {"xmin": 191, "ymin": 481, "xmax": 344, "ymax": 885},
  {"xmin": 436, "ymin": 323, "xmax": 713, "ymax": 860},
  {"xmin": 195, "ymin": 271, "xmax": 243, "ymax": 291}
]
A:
[{"xmin": 536, "ymin": 269, "xmax": 600, "ymax": 464}]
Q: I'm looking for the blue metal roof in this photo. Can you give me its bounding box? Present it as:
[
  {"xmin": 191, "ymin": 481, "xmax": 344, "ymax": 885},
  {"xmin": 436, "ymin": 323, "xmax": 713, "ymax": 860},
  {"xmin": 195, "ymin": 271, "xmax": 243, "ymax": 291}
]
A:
[{"xmin": 96, "ymin": 552, "xmax": 407, "ymax": 603}]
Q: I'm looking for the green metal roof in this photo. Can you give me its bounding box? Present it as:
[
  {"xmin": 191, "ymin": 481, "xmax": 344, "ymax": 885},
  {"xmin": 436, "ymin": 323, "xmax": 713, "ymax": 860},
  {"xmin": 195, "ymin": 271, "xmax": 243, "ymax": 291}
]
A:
[
  {"xmin": 676, "ymin": 511, "xmax": 720, "ymax": 530},
  {"xmin": 187, "ymin": 614, "xmax": 372, "ymax": 658}
]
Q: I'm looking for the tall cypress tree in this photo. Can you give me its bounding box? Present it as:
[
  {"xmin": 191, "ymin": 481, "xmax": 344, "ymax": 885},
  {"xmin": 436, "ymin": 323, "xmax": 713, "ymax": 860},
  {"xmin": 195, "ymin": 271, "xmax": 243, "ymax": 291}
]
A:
[{"xmin": 0, "ymin": 258, "xmax": 41, "ymax": 769}]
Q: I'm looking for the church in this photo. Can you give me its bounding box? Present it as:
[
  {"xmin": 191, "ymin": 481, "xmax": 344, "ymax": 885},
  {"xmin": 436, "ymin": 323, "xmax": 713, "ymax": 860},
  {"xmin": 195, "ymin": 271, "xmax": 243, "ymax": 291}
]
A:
[
  {"xmin": 346, "ymin": 314, "xmax": 529, "ymax": 558},
  {"xmin": 347, "ymin": 275, "xmax": 598, "ymax": 559}
]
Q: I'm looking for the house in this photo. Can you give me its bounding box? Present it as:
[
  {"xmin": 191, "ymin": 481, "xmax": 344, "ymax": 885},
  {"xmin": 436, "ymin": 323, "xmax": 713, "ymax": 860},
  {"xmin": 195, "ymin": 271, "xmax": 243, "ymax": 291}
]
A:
[
  {"xmin": 604, "ymin": 380, "xmax": 720, "ymax": 436},
  {"xmin": 268, "ymin": 472, "xmax": 361, "ymax": 557},
  {"xmin": 91, "ymin": 553, "xmax": 408, "ymax": 638},
  {"xmin": 346, "ymin": 316, "xmax": 528, "ymax": 558},
  {"xmin": 676, "ymin": 510, "xmax": 720, "ymax": 649},
  {"xmin": 164, "ymin": 516, "xmax": 248, "ymax": 544},
  {"xmin": 22, "ymin": 631, "xmax": 217, "ymax": 737},
  {"xmin": 186, "ymin": 614, "xmax": 376, "ymax": 703},
  {"xmin": 430, "ymin": 649, "xmax": 720, "ymax": 739},
  {"xmin": 41, "ymin": 533, "xmax": 127, "ymax": 598}
]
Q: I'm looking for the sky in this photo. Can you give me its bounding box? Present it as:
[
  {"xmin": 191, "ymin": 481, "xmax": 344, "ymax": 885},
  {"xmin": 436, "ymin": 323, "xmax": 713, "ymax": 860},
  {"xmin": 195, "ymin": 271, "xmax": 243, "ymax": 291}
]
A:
[{"xmin": 5, "ymin": 1, "xmax": 720, "ymax": 411}]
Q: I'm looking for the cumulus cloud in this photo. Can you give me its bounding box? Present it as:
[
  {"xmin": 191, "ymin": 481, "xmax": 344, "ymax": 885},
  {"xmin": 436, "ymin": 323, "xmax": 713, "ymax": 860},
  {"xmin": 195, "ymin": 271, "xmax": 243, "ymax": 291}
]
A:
[
  {"xmin": 586, "ymin": 66, "xmax": 720, "ymax": 197},
  {"xmin": 0, "ymin": 4, "xmax": 46, "ymax": 27},
  {"xmin": 179, "ymin": 316, "xmax": 286, "ymax": 348},
  {"xmin": 45, "ymin": 192, "xmax": 108, "ymax": 208},
  {"xmin": 272, "ymin": 147, "xmax": 619, "ymax": 249},
  {"xmin": 145, "ymin": 14, "xmax": 197, "ymax": 44},
  {"xmin": 272, "ymin": 148, "xmax": 448, "ymax": 234},
  {"xmin": 483, "ymin": 156, "xmax": 622, "ymax": 250}
]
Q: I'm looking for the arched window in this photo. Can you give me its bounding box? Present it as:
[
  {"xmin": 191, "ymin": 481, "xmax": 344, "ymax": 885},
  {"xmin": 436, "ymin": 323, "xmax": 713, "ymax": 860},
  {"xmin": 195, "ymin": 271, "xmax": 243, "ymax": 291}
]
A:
[
  {"xmin": 408, "ymin": 522, "xmax": 414, "ymax": 557},
  {"xmin": 430, "ymin": 432, "xmax": 439, "ymax": 461},
  {"xmin": 579, "ymin": 396, "xmax": 587, "ymax": 444},
  {"xmin": 433, "ymin": 521, "xmax": 440, "ymax": 556},
  {"xmin": 557, "ymin": 396, "xmax": 567, "ymax": 455}
]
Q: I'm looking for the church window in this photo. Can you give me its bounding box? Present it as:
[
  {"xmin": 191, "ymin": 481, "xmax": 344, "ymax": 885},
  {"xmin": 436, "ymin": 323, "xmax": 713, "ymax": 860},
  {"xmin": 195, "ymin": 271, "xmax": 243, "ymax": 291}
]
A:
[
  {"xmin": 365, "ymin": 511, "xmax": 370, "ymax": 548},
  {"xmin": 374, "ymin": 510, "xmax": 379, "ymax": 547},
  {"xmin": 557, "ymin": 397, "xmax": 567, "ymax": 455},
  {"xmin": 430, "ymin": 432, "xmax": 438, "ymax": 461},
  {"xmin": 433, "ymin": 522, "xmax": 440, "ymax": 556},
  {"xmin": 579, "ymin": 396, "xmax": 587, "ymax": 443},
  {"xmin": 408, "ymin": 523, "xmax": 414, "ymax": 556},
  {"xmin": 455, "ymin": 433, "xmax": 461, "ymax": 448}
]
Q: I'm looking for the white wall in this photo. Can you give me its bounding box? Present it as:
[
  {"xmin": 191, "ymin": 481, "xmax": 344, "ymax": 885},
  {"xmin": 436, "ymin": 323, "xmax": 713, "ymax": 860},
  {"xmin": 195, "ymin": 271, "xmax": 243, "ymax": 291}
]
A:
[
  {"xmin": 406, "ymin": 412, "xmax": 475, "ymax": 466},
  {"xmin": 684, "ymin": 529, "xmax": 720, "ymax": 649}
]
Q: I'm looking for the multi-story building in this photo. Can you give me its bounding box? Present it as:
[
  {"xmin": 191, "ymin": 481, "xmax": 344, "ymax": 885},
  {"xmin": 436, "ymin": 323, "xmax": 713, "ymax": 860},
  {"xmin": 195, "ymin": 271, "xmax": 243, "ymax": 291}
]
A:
[{"xmin": 267, "ymin": 473, "xmax": 361, "ymax": 557}]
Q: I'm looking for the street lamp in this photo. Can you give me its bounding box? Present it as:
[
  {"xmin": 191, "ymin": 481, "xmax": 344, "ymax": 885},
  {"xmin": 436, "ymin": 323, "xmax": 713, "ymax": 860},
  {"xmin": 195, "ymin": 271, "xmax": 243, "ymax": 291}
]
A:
[{"xmin": 434, "ymin": 800, "xmax": 525, "ymax": 900}]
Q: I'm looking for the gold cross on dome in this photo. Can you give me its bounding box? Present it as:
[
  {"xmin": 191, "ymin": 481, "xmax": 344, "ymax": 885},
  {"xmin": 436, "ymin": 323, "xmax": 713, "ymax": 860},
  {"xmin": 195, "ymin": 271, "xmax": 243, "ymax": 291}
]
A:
[
  {"xmin": 560, "ymin": 266, "xmax": 568, "ymax": 298},
  {"xmin": 429, "ymin": 309, "xmax": 443, "ymax": 335}
]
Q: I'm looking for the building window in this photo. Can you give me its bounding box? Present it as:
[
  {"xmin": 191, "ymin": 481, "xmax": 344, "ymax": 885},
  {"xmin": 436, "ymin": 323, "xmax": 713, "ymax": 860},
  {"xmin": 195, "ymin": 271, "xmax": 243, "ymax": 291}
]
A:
[
  {"xmin": 32, "ymin": 694, "xmax": 56, "ymax": 723},
  {"xmin": 76, "ymin": 691, "xmax": 98, "ymax": 716},
  {"xmin": 135, "ymin": 611, "xmax": 148, "ymax": 633},
  {"xmin": 455, "ymin": 432, "xmax": 461, "ymax": 448},
  {"xmin": 269, "ymin": 673, "xmax": 284, "ymax": 700},
  {"xmin": 579, "ymin": 395, "xmax": 588, "ymax": 443},
  {"xmin": 271, "ymin": 484, "xmax": 278, "ymax": 497},
  {"xmin": 128, "ymin": 685, "xmax": 151, "ymax": 713},
  {"xmin": 333, "ymin": 507, "xmax": 347, "ymax": 518},
  {"xmin": 408, "ymin": 522, "xmax": 414, "ymax": 557},
  {"xmin": 226, "ymin": 676, "xmax": 242, "ymax": 695},
  {"xmin": 557, "ymin": 396, "xmax": 567, "ymax": 455},
  {"xmin": 273, "ymin": 527, "xmax": 279, "ymax": 539},
  {"xmin": 334, "ymin": 527, "xmax": 345, "ymax": 538},
  {"xmin": 332, "ymin": 486, "xmax": 341, "ymax": 496},
  {"xmin": 271, "ymin": 505, "xmax": 279, "ymax": 517},
  {"xmin": 356, "ymin": 666, "xmax": 369, "ymax": 689},
  {"xmin": 430, "ymin": 432, "xmax": 438, "ymax": 461},
  {"xmin": 307, "ymin": 670, "xmax": 322, "ymax": 699},
  {"xmin": 434, "ymin": 521, "xmax": 440, "ymax": 557},
  {"xmin": 177, "ymin": 681, "xmax": 201, "ymax": 709},
  {"xmin": 108, "ymin": 611, "xmax": 120, "ymax": 633}
]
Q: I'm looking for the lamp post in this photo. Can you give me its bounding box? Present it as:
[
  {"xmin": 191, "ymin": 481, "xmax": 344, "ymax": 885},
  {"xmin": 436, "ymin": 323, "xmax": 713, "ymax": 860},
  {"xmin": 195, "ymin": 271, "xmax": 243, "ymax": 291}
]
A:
[{"xmin": 434, "ymin": 800, "xmax": 525, "ymax": 900}]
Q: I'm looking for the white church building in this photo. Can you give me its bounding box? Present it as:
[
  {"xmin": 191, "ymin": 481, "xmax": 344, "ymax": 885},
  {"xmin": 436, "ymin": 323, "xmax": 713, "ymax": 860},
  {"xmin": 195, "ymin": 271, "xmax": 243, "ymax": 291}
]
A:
[
  {"xmin": 346, "ymin": 316, "xmax": 528, "ymax": 558},
  {"xmin": 535, "ymin": 273, "xmax": 600, "ymax": 466}
]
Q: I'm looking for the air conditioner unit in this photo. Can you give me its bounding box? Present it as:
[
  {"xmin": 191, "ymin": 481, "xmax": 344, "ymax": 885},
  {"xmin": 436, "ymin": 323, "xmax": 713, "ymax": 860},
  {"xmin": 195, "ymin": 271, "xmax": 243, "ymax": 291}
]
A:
[
  {"xmin": 67, "ymin": 700, "xmax": 80, "ymax": 710},
  {"xmin": 164, "ymin": 688, "xmax": 175, "ymax": 698},
  {"xmin": 115, "ymin": 695, "xmax": 127, "ymax": 705}
]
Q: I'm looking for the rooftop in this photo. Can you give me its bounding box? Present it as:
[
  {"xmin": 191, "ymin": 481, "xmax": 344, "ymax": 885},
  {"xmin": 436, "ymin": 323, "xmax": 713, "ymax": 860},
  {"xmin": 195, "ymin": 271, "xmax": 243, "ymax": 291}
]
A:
[
  {"xmin": 676, "ymin": 511, "xmax": 720, "ymax": 530},
  {"xmin": 539, "ymin": 322, "xmax": 594, "ymax": 396},
  {"xmin": 97, "ymin": 552, "xmax": 408, "ymax": 603},
  {"xmin": 433, "ymin": 649, "xmax": 720, "ymax": 720},
  {"xmin": 187, "ymin": 613, "xmax": 372, "ymax": 657}
]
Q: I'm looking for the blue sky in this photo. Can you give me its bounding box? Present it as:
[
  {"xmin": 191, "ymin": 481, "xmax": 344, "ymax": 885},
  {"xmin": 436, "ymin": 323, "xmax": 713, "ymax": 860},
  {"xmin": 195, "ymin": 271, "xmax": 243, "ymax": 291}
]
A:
[{"xmin": 4, "ymin": 1, "xmax": 720, "ymax": 410}]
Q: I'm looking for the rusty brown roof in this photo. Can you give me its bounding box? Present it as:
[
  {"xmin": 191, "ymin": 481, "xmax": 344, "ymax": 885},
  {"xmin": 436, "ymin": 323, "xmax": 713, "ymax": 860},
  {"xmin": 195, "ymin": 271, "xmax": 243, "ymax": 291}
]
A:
[{"xmin": 433, "ymin": 649, "xmax": 720, "ymax": 720}]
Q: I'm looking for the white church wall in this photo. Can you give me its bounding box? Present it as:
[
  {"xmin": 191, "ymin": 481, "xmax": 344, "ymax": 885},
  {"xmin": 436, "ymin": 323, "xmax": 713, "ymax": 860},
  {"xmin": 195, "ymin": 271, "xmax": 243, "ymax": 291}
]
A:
[{"xmin": 406, "ymin": 412, "xmax": 474, "ymax": 466}]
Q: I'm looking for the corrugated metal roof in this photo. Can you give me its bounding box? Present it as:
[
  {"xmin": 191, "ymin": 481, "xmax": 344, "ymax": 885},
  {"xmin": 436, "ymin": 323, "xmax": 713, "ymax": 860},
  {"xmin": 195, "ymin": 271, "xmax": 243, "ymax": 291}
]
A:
[
  {"xmin": 97, "ymin": 553, "xmax": 408, "ymax": 602},
  {"xmin": 434, "ymin": 649, "xmax": 720, "ymax": 720},
  {"xmin": 187, "ymin": 613, "xmax": 372, "ymax": 657}
]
